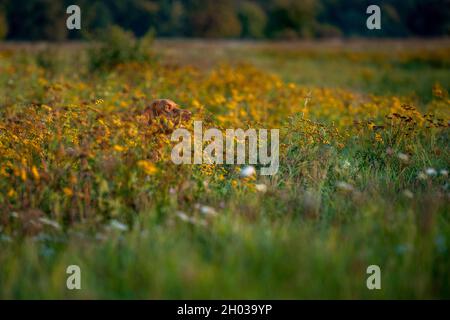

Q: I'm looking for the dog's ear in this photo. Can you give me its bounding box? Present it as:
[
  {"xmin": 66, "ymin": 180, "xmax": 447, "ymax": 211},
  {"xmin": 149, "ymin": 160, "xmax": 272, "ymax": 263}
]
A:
[{"xmin": 164, "ymin": 100, "xmax": 177, "ymax": 112}]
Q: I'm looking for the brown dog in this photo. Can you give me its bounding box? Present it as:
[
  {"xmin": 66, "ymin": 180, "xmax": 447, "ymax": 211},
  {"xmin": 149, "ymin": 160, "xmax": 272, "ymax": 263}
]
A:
[{"xmin": 143, "ymin": 99, "xmax": 192, "ymax": 128}]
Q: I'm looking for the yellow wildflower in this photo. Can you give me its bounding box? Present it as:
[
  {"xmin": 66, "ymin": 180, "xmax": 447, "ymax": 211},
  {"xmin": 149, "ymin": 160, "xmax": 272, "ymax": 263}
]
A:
[
  {"xmin": 31, "ymin": 166, "xmax": 40, "ymax": 181},
  {"xmin": 113, "ymin": 145, "xmax": 126, "ymax": 152},
  {"xmin": 63, "ymin": 188, "xmax": 73, "ymax": 197},
  {"xmin": 20, "ymin": 168, "xmax": 27, "ymax": 181},
  {"xmin": 137, "ymin": 160, "xmax": 158, "ymax": 175},
  {"xmin": 375, "ymin": 133, "xmax": 383, "ymax": 143},
  {"xmin": 7, "ymin": 188, "xmax": 16, "ymax": 198}
]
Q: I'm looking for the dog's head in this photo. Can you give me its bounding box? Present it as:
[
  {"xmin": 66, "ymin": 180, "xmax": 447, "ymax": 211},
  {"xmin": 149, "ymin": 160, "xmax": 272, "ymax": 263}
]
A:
[{"xmin": 144, "ymin": 99, "xmax": 192, "ymax": 123}]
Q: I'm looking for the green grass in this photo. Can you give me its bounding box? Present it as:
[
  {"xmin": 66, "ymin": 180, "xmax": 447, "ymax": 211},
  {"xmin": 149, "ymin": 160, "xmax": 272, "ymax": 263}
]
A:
[{"xmin": 0, "ymin": 39, "xmax": 449, "ymax": 299}]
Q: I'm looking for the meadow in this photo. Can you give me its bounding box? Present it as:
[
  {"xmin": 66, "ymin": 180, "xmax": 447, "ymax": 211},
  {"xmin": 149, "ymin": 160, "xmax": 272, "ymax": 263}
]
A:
[{"xmin": 0, "ymin": 34, "xmax": 449, "ymax": 299}]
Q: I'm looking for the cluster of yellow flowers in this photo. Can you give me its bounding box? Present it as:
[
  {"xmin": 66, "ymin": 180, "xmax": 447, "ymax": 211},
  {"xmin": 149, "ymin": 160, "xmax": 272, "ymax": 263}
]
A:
[{"xmin": 0, "ymin": 54, "xmax": 448, "ymax": 230}]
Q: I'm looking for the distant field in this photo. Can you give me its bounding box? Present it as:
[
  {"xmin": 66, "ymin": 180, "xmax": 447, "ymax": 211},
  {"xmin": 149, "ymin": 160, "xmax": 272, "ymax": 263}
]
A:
[
  {"xmin": 0, "ymin": 39, "xmax": 449, "ymax": 298},
  {"xmin": 155, "ymin": 39, "xmax": 450, "ymax": 102}
]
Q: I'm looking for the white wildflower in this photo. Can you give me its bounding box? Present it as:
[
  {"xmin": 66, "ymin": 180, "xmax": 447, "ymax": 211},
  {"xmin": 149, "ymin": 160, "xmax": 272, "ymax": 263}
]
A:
[
  {"xmin": 109, "ymin": 219, "xmax": 128, "ymax": 232},
  {"xmin": 418, "ymin": 172, "xmax": 427, "ymax": 180},
  {"xmin": 199, "ymin": 205, "xmax": 218, "ymax": 217},
  {"xmin": 397, "ymin": 152, "xmax": 409, "ymax": 162},
  {"xmin": 342, "ymin": 160, "xmax": 351, "ymax": 169},
  {"xmin": 195, "ymin": 204, "xmax": 218, "ymax": 216},
  {"xmin": 176, "ymin": 211, "xmax": 207, "ymax": 226},
  {"xmin": 255, "ymin": 183, "xmax": 268, "ymax": 193},
  {"xmin": 176, "ymin": 211, "xmax": 191, "ymax": 222},
  {"xmin": 336, "ymin": 181, "xmax": 354, "ymax": 192},
  {"xmin": 39, "ymin": 217, "xmax": 61, "ymax": 230},
  {"xmin": 402, "ymin": 190, "xmax": 414, "ymax": 199},
  {"xmin": 240, "ymin": 165, "xmax": 256, "ymax": 178}
]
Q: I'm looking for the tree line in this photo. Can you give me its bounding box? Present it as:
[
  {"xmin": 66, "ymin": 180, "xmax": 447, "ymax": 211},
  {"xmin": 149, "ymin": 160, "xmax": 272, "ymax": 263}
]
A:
[{"xmin": 0, "ymin": 0, "xmax": 448, "ymax": 41}]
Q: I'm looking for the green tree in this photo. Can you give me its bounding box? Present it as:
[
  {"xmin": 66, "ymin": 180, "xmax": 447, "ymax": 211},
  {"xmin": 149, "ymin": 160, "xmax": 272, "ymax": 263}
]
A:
[
  {"xmin": 186, "ymin": 0, "xmax": 241, "ymax": 38},
  {"xmin": 267, "ymin": 0, "xmax": 321, "ymax": 38},
  {"xmin": 407, "ymin": 0, "xmax": 450, "ymax": 36},
  {"xmin": 6, "ymin": 0, "xmax": 67, "ymax": 40},
  {"xmin": 0, "ymin": 10, "xmax": 7, "ymax": 40},
  {"xmin": 153, "ymin": 0, "xmax": 186, "ymax": 36},
  {"xmin": 238, "ymin": 1, "xmax": 267, "ymax": 38}
]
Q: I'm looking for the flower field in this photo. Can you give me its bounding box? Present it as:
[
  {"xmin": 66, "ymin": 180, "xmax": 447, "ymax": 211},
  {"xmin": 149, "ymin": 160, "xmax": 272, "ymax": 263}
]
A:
[{"xmin": 0, "ymin": 38, "xmax": 449, "ymax": 298}]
